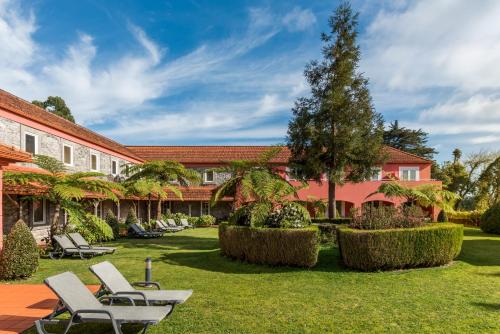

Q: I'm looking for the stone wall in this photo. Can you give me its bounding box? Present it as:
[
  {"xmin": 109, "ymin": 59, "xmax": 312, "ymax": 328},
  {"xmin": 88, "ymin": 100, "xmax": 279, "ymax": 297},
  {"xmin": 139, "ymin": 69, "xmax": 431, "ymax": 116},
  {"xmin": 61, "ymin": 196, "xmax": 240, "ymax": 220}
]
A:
[{"xmin": 0, "ymin": 116, "xmax": 133, "ymax": 177}]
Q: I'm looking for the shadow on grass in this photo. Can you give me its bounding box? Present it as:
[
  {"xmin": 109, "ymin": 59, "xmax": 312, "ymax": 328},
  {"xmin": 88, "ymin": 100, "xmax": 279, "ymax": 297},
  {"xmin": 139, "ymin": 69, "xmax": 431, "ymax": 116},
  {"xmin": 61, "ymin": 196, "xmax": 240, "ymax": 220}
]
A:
[
  {"xmin": 159, "ymin": 246, "xmax": 346, "ymax": 274},
  {"xmin": 116, "ymin": 235, "xmax": 219, "ymax": 251},
  {"xmin": 471, "ymin": 302, "xmax": 500, "ymax": 311},
  {"xmin": 458, "ymin": 229, "xmax": 500, "ymax": 266}
]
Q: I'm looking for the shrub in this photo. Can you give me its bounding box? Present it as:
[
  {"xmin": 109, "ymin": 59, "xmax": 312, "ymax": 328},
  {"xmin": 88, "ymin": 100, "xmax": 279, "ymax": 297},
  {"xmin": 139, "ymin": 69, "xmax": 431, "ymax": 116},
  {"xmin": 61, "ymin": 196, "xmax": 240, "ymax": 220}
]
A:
[
  {"xmin": 449, "ymin": 210, "xmax": 482, "ymax": 226},
  {"xmin": 0, "ymin": 220, "xmax": 39, "ymax": 279},
  {"xmin": 187, "ymin": 216, "xmax": 199, "ymax": 225},
  {"xmin": 219, "ymin": 223, "xmax": 319, "ymax": 267},
  {"xmin": 480, "ymin": 203, "xmax": 500, "ymax": 234},
  {"xmin": 196, "ymin": 215, "xmax": 216, "ymax": 227},
  {"xmin": 105, "ymin": 209, "xmax": 120, "ymax": 238},
  {"xmin": 337, "ymin": 223, "xmax": 463, "ymax": 271},
  {"xmin": 312, "ymin": 218, "xmax": 352, "ymax": 225},
  {"xmin": 437, "ymin": 210, "xmax": 448, "ymax": 222},
  {"xmin": 350, "ymin": 205, "xmax": 426, "ymax": 230},
  {"xmin": 317, "ymin": 223, "xmax": 338, "ymax": 244},
  {"xmin": 69, "ymin": 212, "xmax": 114, "ymax": 244},
  {"xmin": 125, "ymin": 209, "xmax": 139, "ymax": 226},
  {"xmin": 265, "ymin": 202, "xmax": 311, "ymax": 228},
  {"xmin": 229, "ymin": 202, "xmax": 273, "ymax": 227}
]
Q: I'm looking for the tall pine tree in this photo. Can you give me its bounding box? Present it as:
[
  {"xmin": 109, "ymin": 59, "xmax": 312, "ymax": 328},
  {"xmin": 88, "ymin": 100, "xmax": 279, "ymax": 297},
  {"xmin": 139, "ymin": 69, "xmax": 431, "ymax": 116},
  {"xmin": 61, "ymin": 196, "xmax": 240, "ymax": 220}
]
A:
[
  {"xmin": 287, "ymin": 2, "xmax": 384, "ymax": 218},
  {"xmin": 383, "ymin": 120, "xmax": 437, "ymax": 159}
]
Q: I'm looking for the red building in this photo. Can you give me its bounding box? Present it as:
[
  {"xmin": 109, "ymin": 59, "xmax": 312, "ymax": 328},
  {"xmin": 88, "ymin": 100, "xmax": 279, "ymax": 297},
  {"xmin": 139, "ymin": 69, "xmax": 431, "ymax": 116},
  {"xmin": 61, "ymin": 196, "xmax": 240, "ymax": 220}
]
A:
[
  {"xmin": 127, "ymin": 146, "xmax": 441, "ymax": 220},
  {"xmin": 0, "ymin": 88, "xmax": 441, "ymax": 244}
]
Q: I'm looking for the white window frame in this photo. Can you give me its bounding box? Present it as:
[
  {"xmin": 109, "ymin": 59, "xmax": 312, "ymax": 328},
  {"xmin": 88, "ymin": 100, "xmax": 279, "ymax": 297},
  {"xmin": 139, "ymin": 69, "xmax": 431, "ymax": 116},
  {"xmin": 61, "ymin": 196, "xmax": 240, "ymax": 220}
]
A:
[
  {"xmin": 111, "ymin": 160, "xmax": 119, "ymax": 176},
  {"xmin": 399, "ymin": 166, "xmax": 420, "ymax": 181},
  {"xmin": 90, "ymin": 152, "xmax": 100, "ymax": 172},
  {"xmin": 370, "ymin": 167, "xmax": 382, "ymax": 181},
  {"xmin": 203, "ymin": 170, "xmax": 215, "ymax": 183},
  {"xmin": 24, "ymin": 132, "xmax": 38, "ymax": 155},
  {"xmin": 201, "ymin": 201, "xmax": 210, "ymax": 215},
  {"xmin": 62, "ymin": 144, "xmax": 74, "ymax": 166},
  {"xmin": 32, "ymin": 199, "xmax": 47, "ymax": 226}
]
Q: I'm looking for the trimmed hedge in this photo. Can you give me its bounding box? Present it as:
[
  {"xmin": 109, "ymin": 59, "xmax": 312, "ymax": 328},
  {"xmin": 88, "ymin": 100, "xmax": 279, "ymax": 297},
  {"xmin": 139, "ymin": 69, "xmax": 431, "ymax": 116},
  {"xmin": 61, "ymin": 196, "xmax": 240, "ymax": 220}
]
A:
[
  {"xmin": 0, "ymin": 220, "xmax": 39, "ymax": 279},
  {"xmin": 316, "ymin": 223, "xmax": 338, "ymax": 244},
  {"xmin": 480, "ymin": 203, "xmax": 500, "ymax": 234},
  {"xmin": 337, "ymin": 223, "xmax": 463, "ymax": 271},
  {"xmin": 448, "ymin": 210, "xmax": 482, "ymax": 226},
  {"xmin": 312, "ymin": 218, "xmax": 352, "ymax": 225},
  {"xmin": 219, "ymin": 223, "xmax": 320, "ymax": 268}
]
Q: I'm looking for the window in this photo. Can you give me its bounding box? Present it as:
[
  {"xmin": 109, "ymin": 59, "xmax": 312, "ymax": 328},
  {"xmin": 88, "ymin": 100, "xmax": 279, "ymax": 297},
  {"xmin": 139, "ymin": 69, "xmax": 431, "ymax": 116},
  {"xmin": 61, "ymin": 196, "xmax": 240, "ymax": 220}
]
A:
[
  {"xmin": 399, "ymin": 167, "xmax": 419, "ymax": 181},
  {"xmin": 370, "ymin": 167, "xmax": 382, "ymax": 181},
  {"xmin": 63, "ymin": 144, "xmax": 73, "ymax": 165},
  {"xmin": 24, "ymin": 133, "xmax": 37, "ymax": 155},
  {"xmin": 201, "ymin": 202, "xmax": 210, "ymax": 215},
  {"xmin": 90, "ymin": 153, "xmax": 99, "ymax": 171},
  {"xmin": 203, "ymin": 170, "xmax": 215, "ymax": 183},
  {"xmin": 111, "ymin": 160, "xmax": 118, "ymax": 175},
  {"xmin": 32, "ymin": 199, "xmax": 46, "ymax": 226}
]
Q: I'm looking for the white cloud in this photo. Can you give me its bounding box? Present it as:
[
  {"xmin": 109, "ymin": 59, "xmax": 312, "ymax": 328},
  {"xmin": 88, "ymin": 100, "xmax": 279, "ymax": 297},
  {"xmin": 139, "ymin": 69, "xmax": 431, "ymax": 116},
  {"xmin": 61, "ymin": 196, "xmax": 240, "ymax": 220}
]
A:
[
  {"xmin": 282, "ymin": 7, "xmax": 316, "ymax": 32},
  {"xmin": 0, "ymin": 0, "xmax": 306, "ymax": 135},
  {"xmin": 363, "ymin": 0, "xmax": 500, "ymax": 91},
  {"xmin": 362, "ymin": 0, "xmax": 500, "ymax": 154}
]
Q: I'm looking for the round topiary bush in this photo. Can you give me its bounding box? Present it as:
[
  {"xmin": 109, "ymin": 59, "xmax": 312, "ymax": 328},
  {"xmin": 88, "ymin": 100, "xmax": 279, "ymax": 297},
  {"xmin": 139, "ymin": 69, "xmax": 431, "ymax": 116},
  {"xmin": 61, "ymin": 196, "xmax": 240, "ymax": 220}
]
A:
[
  {"xmin": 0, "ymin": 220, "xmax": 39, "ymax": 280},
  {"xmin": 265, "ymin": 202, "xmax": 311, "ymax": 228},
  {"xmin": 437, "ymin": 210, "xmax": 448, "ymax": 222},
  {"xmin": 337, "ymin": 223, "xmax": 463, "ymax": 271},
  {"xmin": 219, "ymin": 223, "xmax": 319, "ymax": 267},
  {"xmin": 480, "ymin": 203, "xmax": 500, "ymax": 234}
]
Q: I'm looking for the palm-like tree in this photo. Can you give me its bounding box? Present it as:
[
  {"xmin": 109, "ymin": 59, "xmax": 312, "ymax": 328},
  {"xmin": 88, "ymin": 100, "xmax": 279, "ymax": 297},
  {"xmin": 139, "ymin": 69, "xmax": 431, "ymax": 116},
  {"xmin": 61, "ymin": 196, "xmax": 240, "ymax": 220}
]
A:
[
  {"xmin": 368, "ymin": 182, "xmax": 460, "ymax": 212},
  {"xmin": 230, "ymin": 169, "xmax": 302, "ymax": 226},
  {"xmin": 211, "ymin": 147, "xmax": 284, "ymax": 208},
  {"xmin": 124, "ymin": 179, "xmax": 169, "ymax": 222},
  {"xmin": 241, "ymin": 169, "xmax": 299, "ymax": 208},
  {"xmin": 127, "ymin": 160, "xmax": 200, "ymax": 220},
  {"xmin": 4, "ymin": 155, "xmax": 122, "ymax": 240}
]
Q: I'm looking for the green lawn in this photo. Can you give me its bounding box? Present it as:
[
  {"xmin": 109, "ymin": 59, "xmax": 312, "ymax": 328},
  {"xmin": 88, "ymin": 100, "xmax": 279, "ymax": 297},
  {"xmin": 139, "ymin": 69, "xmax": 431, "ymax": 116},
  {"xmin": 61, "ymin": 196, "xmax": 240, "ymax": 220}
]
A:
[{"xmin": 17, "ymin": 227, "xmax": 500, "ymax": 333}]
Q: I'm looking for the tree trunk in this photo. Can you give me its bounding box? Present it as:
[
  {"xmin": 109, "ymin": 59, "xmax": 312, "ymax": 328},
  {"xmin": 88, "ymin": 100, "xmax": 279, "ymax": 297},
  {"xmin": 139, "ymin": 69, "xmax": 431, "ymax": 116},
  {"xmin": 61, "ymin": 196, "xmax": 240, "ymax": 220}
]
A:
[
  {"xmin": 147, "ymin": 195, "xmax": 151, "ymax": 222},
  {"xmin": 51, "ymin": 202, "xmax": 62, "ymax": 243},
  {"xmin": 328, "ymin": 180, "xmax": 336, "ymax": 219},
  {"xmin": 234, "ymin": 180, "xmax": 244, "ymax": 209},
  {"xmin": 156, "ymin": 198, "xmax": 162, "ymax": 220}
]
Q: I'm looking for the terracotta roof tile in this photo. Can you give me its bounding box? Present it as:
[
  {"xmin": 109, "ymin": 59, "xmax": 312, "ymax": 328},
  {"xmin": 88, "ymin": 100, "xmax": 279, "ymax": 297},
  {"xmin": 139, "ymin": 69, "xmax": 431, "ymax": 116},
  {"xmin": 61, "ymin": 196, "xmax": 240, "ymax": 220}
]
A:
[
  {"xmin": 126, "ymin": 145, "xmax": 432, "ymax": 164},
  {"xmin": 2, "ymin": 165, "xmax": 229, "ymax": 201},
  {"xmin": 0, "ymin": 143, "xmax": 32, "ymax": 163},
  {"xmin": 0, "ymin": 89, "xmax": 142, "ymax": 162}
]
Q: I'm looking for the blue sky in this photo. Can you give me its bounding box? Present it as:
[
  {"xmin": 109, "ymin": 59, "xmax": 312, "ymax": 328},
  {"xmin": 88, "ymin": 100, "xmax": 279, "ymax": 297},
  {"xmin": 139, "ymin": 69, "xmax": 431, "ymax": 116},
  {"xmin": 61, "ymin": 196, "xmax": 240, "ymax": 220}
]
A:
[{"xmin": 1, "ymin": 0, "xmax": 499, "ymax": 162}]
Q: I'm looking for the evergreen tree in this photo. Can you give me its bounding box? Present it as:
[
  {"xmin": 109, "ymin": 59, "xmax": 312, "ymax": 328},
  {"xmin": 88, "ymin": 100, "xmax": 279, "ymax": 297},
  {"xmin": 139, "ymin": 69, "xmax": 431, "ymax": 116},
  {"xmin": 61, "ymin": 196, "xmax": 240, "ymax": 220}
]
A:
[
  {"xmin": 383, "ymin": 120, "xmax": 437, "ymax": 159},
  {"xmin": 32, "ymin": 96, "xmax": 75, "ymax": 123},
  {"xmin": 287, "ymin": 2, "xmax": 384, "ymax": 218}
]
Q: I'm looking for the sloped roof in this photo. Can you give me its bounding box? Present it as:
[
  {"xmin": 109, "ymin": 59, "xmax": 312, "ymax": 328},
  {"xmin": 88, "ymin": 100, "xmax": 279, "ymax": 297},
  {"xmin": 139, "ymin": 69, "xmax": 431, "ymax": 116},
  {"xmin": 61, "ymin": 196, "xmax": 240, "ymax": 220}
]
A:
[
  {"xmin": 0, "ymin": 89, "xmax": 142, "ymax": 162},
  {"xmin": 126, "ymin": 145, "xmax": 432, "ymax": 164},
  {"xmin": 0, "ymin": 143, "xmax": 32, "ymax": 163}
]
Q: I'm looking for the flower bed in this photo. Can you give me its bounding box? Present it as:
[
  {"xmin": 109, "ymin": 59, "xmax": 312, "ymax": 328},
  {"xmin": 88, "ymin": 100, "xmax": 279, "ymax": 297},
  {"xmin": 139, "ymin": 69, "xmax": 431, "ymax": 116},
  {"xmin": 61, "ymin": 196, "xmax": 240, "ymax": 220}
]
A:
[
  {"xmin": 219, "ymin": 223, "xmax": 319, "ymax": 267},
  {"xmin": 337, "ymin": 223, "xmax": 463, "ymax": 271}
]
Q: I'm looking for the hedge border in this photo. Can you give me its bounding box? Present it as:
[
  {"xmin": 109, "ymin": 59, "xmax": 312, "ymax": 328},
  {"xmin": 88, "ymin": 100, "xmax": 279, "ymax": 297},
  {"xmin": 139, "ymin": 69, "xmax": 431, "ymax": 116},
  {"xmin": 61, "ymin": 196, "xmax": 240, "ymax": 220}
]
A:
[
  {"xmin": 337, "ymin": 223, "xmax": 463, "ymax": 271},
  {"xmin": 219, "ymin": 223, "xmax": 320, "ymax": 268}
]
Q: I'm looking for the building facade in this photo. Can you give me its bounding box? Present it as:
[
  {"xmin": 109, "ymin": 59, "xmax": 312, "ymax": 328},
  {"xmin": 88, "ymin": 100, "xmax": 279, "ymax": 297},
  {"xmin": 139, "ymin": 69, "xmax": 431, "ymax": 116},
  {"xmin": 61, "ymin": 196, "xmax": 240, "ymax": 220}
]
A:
[{"xmin": 0, "ymin": 88, "xmax": 441, "ymax": 243}]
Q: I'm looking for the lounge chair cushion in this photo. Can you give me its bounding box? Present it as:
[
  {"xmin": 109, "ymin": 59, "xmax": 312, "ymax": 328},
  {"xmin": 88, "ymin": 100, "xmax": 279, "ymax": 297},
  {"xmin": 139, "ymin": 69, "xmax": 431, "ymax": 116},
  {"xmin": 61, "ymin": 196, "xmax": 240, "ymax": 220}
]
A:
[
  {"xmin": 68, "ymin": 232, "xmax": 116, "ymax": 253},
  {"xmin": 44, "ymin": 272, "xmax": 171, "ymax": 323},
  {"xmin": 90, "ymin": 261, "xmax": 192, "ymax": 304}
]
